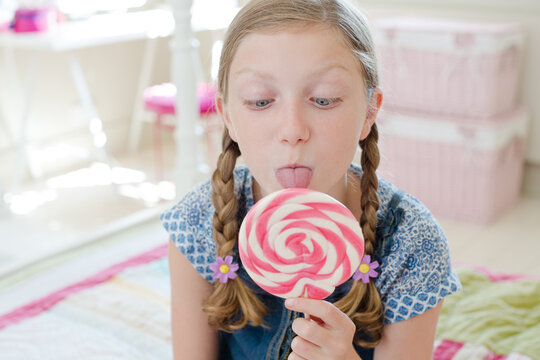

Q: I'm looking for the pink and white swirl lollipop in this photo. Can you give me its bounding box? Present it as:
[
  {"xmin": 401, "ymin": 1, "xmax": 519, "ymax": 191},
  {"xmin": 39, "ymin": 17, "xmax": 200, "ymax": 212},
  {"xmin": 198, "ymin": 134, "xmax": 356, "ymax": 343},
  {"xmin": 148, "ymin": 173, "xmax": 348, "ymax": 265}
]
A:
[{"xmin": 238, "ymin": 188, "xmax": 364, "ymax": 300}]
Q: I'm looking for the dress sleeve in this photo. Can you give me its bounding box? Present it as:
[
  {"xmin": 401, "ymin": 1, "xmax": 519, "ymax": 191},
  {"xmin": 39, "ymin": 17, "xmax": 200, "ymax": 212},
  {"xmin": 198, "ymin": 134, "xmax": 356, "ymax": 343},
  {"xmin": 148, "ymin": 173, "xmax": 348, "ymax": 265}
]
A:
[
  {"xmin": 375, "ymin": 192, "xmax": 462, "ymax": 324},
  {"xmin": 160, "ymin": 180, "xmax": 217, "ymax": 282}
]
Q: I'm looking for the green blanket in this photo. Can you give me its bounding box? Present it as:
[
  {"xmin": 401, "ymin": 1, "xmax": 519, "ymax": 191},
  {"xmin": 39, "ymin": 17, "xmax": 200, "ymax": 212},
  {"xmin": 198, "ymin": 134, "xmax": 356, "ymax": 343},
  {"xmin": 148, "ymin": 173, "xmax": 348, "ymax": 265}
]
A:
[{"xmin": 436, "ymin": 268, "xmax": 540, "ymax": 359}]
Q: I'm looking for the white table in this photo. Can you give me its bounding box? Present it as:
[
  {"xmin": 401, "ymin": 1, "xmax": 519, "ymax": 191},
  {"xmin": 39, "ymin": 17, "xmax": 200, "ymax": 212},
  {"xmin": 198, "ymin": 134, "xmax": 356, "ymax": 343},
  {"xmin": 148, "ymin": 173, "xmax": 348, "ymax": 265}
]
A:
[{"xmin": 0, "ymin": 9, "xmax": 175, "ymax": 193}]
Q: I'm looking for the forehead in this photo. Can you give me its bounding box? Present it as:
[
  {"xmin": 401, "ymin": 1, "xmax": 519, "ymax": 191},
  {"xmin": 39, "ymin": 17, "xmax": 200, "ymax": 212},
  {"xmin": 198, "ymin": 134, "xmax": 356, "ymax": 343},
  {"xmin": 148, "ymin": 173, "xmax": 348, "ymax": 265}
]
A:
[{"xmin": 230, "ymin": 24, "xmax": 361, "ymax": 76}]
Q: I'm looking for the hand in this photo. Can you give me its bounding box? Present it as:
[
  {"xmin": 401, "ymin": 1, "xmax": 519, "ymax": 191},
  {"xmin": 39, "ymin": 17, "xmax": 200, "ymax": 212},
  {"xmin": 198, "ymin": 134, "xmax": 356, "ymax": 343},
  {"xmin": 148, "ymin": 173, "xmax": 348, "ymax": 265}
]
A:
[{"xmin": 284, "ymin": 298, "xmax": 361, "ymax": 360}]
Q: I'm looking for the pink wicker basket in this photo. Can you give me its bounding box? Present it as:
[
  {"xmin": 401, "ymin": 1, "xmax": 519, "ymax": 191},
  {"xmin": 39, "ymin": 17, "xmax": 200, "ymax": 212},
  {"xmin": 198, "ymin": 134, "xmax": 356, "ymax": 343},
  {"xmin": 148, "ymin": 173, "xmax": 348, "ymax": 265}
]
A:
[
  {"xmin": 373, "ymin": 18, "xmax": 524, "ymax": 119},
  {"xmin": 377, "ymin": 107, "xmax": 528, "ymax": 224}
]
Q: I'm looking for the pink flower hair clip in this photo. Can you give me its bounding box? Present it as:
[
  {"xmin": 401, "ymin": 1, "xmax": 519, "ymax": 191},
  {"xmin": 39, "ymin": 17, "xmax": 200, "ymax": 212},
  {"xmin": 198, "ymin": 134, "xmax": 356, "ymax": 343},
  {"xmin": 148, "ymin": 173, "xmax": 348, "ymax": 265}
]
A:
[
  {"xmin": 353, "ymin": 254, "xmax": 379, "ymax": 283},
  {"xmin": 210, "ymin": 255, "xmax": 239, "ymax": 283}
]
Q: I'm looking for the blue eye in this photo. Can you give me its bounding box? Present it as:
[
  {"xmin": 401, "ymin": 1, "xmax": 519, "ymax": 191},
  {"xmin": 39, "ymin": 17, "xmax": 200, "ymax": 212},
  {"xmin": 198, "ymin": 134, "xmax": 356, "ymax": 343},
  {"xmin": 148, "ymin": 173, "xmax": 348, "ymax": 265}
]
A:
[
  {"xmin": 245, "ymin": 99, "xmax": 272, "ymax": 109},
  {"xmin": 312, "ymin": 97, "xmax": 341, "ymax": 107},
  {"xmin": 315, "ymin": 98, "xmax": 331, "ymax": 106},
  {"xmin": 254, "ymin": 99, "xmax": 270, "ymax": 107}
]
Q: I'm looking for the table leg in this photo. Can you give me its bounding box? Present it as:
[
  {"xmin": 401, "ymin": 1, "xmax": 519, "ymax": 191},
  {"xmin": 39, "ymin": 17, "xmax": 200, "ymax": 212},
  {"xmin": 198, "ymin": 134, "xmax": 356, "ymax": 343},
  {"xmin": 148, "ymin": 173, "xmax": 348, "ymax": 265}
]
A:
[
  {"xmin": 67, "ymin": 52, "xmax": 110, "ymax": 165},
  {"xmin": 1, "ymin": 46, "xmax": 20, "ymax": 146},
  {"xmin": 128, "ymin": 38, "xmax": 157, "ymax": 153},
  {"xmin": 10, "ymin": 53, "xmax": 40, "ymax": 193}
]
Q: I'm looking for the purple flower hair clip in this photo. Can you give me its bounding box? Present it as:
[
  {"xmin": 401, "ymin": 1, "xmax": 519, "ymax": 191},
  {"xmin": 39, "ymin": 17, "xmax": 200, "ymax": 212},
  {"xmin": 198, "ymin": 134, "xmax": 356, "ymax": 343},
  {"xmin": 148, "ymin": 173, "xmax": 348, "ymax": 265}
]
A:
[
  {"xmin": 353, "ymin": 254, "xmax": 379, "ymax": 284},
  {"xmin": 210, "ymin": 255, "xmax": 239, "ymax": 283}
]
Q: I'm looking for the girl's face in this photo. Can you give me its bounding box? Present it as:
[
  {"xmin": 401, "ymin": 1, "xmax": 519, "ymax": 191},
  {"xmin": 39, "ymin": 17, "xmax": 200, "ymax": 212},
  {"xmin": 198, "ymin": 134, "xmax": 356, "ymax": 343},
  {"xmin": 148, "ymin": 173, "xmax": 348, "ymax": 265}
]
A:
[{"xmin": 217, "ymin": 25, "xmax": 380, "ymax": 205}]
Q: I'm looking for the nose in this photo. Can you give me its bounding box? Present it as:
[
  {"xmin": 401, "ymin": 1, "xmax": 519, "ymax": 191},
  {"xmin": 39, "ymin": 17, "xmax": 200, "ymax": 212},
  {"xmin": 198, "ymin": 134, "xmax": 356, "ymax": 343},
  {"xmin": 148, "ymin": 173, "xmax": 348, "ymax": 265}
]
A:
[{"xmin": 278, "ymin": 102, "xmax": 310, "ymax": 145}]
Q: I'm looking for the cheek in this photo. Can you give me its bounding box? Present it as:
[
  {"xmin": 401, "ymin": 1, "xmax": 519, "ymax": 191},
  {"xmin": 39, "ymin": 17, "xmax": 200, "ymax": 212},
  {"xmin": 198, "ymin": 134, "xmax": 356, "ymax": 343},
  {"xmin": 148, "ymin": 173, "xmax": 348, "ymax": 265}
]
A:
[
  {"xmin": 224, "ymin": 105, "xmax": 248, "ymax": 143},
  {"xmin": 334, "ymin": 135, "xmax": 360, "ymax": 161},
  {"xmin": 228, "ymin": 106, "xmax": 277, "ymax": 144},
  {"xmin": 323, "ymin": 114, "xmax": 363, "ymax": 145},
  {"xmin": 319, "ymin": 119, "xmax": 362, "ymax": 163},
  {"xmin": 227, "ymin": 119, "xmax": 269, "ymax": 161}
]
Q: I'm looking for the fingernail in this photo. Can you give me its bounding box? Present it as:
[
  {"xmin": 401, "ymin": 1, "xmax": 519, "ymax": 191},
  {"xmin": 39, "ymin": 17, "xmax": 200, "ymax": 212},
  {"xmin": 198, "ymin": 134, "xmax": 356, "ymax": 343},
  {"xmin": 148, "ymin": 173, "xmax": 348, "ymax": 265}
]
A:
[{"xmin": 285, "ymin": 299, "xmax": 296, "ymax": 308}]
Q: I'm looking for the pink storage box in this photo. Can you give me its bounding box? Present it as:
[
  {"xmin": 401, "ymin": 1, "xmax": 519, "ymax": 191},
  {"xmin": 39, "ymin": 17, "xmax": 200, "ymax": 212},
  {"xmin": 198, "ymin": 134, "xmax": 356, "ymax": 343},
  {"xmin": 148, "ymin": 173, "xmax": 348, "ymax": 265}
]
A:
[
  {"xmin": 377, "ymin": 107, "xmax": 528, "ymax": 224},
  {"xmin": 373, "ymin": 18, "xmax": 524, "ymax": 119}
]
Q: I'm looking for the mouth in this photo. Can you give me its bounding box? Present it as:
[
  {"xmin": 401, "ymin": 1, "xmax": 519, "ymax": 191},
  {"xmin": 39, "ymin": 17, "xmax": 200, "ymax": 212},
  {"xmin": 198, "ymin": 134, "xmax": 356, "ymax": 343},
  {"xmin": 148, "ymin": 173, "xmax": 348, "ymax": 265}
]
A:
[{"xmin": 275, "ymin": 165, "xmax": 313, "ymax": 188}]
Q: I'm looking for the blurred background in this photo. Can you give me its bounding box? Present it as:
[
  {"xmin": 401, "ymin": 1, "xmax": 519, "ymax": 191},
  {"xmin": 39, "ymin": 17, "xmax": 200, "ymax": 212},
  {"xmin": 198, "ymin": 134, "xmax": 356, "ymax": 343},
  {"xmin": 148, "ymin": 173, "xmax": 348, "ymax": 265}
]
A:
[{"xmin": 0, "ymin": 0, "xmax": 538, "ymax": 279}]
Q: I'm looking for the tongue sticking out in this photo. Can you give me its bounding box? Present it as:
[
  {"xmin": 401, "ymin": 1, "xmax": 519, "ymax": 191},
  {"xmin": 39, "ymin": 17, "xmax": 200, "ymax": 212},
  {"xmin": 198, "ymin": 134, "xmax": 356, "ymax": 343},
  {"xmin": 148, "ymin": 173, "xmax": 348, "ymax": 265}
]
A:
[{"xmin": 276, "ymin": 167, "xmax": 312, "ymax": 188}]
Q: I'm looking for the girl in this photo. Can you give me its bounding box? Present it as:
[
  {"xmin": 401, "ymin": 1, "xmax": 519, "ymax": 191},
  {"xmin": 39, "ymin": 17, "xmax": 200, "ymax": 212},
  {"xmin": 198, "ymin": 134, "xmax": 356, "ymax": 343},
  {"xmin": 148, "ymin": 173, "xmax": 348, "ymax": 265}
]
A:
[{"xmin": 162, "ymin": 0, "xmax": 461, "ymax": 359}]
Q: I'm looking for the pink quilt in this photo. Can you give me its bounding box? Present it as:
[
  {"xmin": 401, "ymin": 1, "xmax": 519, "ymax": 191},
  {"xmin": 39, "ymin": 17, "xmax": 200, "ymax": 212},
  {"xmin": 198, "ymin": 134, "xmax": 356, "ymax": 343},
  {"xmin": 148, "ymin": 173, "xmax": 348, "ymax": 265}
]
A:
[{"xmin": 0, "ymin": 244, "xmax": 536, "ymax": 359}]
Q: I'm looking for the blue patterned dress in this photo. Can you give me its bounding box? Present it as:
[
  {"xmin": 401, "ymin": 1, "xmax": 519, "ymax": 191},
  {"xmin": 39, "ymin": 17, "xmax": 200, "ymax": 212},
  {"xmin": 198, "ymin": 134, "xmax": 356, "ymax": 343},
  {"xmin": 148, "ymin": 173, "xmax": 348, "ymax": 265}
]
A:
[{"xmin": 161, "ymin": 163, "xmax": 461, "ymax": 359}]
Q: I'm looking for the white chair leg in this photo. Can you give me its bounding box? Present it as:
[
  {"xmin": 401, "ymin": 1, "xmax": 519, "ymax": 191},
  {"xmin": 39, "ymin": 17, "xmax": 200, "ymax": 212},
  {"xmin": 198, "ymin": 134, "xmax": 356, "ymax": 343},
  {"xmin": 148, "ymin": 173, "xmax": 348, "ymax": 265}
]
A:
[{"xmin": 153, "ymin": 115, "xmax": 164, "ymax": 182}]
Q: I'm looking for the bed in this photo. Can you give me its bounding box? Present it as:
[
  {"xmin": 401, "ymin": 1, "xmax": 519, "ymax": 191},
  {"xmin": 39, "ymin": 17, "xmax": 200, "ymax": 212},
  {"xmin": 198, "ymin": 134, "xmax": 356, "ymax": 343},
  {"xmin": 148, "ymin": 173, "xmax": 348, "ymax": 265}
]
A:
[{"xmin": 0, "ymin": 233, "xmax": 538, "ymax": 359}]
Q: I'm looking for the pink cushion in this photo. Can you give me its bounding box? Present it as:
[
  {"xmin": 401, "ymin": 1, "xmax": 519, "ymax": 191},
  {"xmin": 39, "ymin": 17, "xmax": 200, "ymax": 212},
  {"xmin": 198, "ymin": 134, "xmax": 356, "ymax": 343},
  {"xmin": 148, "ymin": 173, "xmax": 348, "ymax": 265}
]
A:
[
  {"xmin": 13, "ymin": 8, "xmax": 56, "ymax": 33},
  {"xmin": 143, "ymin": 82, "xmax": 217, "ymax": 115},
  {"xmin": 197, "ymin": 83, "xmax": 218, "ymax": 114}
]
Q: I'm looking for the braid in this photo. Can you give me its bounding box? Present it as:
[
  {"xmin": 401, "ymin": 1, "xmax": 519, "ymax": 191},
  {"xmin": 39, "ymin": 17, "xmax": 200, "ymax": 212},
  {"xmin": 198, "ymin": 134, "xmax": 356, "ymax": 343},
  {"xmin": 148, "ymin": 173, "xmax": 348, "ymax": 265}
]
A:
[
  {"xmin": 334, "ymin": 124, "xmax": 384, "ymax": 348},
  {"xmin": 203, "ymin": 130, "xmax": 267, "ymax": 331},
  {"xmin": 211, "ymin": 131, "xmax": 241, "ymax": 258}
]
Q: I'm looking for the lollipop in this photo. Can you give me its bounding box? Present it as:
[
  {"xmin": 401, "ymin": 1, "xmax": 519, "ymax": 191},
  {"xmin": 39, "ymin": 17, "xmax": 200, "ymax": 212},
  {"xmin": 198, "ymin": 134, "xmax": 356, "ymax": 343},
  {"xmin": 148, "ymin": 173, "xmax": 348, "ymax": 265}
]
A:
[{"xmin": 238, "ymin": 188, "xmax": 364, "ymax": 300}]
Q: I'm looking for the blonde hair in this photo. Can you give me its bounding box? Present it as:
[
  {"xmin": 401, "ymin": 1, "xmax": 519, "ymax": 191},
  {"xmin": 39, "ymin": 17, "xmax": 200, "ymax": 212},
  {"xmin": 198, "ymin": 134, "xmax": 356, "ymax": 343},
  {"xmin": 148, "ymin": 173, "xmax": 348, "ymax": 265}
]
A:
[{"xmin": 203, "ymin": 0, "xmax": 384, "ymax": 347}]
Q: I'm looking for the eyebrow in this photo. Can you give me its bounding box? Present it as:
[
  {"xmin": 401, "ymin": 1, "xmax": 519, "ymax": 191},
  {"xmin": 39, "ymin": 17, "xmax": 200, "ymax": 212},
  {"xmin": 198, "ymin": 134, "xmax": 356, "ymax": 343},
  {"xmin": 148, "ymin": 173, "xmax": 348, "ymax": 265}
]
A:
[
  {"xmin": 233, "ymin": 63, "xmax": 351, "ymax": 79},
  {"xmin": 233, "ymin": 68, "xmax": 275, "ymax": 80}
]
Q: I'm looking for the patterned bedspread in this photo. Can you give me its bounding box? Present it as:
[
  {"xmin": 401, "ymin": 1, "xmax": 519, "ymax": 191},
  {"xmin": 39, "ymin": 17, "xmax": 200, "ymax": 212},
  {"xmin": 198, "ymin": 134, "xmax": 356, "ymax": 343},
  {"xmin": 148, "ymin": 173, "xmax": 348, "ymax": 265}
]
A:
[{"xmin": 0, "ymin": 242, "xmax": 538, "ymax": 359}]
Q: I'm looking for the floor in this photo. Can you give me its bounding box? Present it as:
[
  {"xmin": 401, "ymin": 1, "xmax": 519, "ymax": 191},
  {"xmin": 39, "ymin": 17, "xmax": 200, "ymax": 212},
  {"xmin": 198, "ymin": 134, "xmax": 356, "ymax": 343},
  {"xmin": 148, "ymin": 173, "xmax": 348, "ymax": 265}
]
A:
[
  {"xmin": 0, "ymin": 145, "xmax": 172, "ymax": 277},
  {"xmin": 439, "ymin": 196, "xmax": 540, "ymax": 276},
  {"xmin": 0, "ymin": 134, "xmax": 539, "ymax": 279}
]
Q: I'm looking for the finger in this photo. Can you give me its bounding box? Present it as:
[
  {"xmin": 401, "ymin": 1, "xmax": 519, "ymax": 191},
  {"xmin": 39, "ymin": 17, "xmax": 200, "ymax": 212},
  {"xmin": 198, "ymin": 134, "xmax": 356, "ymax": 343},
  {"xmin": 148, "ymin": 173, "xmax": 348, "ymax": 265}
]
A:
[
  {"xmin": 285, "ymin": 298, "xmax": 350, "ymax": 329},
  {"xmin": 290, "ymin": 335, "xmax": 325, "ymax": 360},
  {"xmin": 291, "ymin": 318, "xmax": 327, "ymax": 346},
  {"xmin": 288, "ymin": 351, "xmax": 307, "ymax": 360}
]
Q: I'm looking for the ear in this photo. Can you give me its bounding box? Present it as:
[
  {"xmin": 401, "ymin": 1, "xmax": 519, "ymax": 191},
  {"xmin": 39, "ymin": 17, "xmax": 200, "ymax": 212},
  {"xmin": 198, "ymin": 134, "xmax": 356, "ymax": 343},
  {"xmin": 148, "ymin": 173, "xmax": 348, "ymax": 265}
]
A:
[
  {"xmin": 216, "ymin": 94, "xmax": 238, "ymax": 142},
  {"xmin": 359, "ymin": 88, "xmax": 383, "ymax": 141}
]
